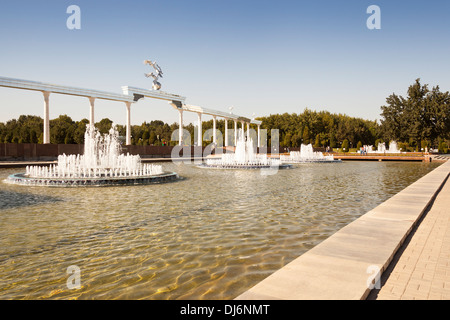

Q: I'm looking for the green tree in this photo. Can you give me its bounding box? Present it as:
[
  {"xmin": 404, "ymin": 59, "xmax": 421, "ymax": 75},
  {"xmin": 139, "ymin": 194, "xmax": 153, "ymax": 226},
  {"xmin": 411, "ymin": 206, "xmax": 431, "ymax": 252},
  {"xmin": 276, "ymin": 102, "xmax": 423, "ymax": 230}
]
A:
[
  {"xmin": 381, "ymin": 79, "xmax": 450, "ymax": 148},
  {"xmin": 283, "ymin": 132, "xmax": 292, "ymax": 147},
  {"xmin": 50, "ymin": 115, "xmax": 75, "ymax": 144},
  {"xmin": 74, "ymin": 119, "xmax": 89, "ymax": 144},
  {"xmin": 149, "ymin": 131, "xmax": 156, "ymax": 145},
  {"xmin": 329, "ymin": 132, "xmax": 336, "ymax": 148},
  {"xmin": 342, "ymin": 139, "xmax": 349, "ymax": 152},
  {"xmin": 142, "ymin": 130, "xmax": 150, "ymax": 146},
  {"xmin": 302, "ymin": 127, "xmax": 310, "ymax": 145},
  {"xmin": 96, "ymin": 118, "xmax": 113, "ymax": 134},
  {"xmin": 291, "ymin": 131, "xmax": 302, "ymax": 147},
  {"xmin": 438, "ymin": 141, "xmax": 448, "ymax": 153},
  {"xmin": 356, "ymin": 141, "xmax": 363, "ymax": 150},
  {"xmin": 314, "ymin": 134, "xmax": 321, "ymax": 148}
]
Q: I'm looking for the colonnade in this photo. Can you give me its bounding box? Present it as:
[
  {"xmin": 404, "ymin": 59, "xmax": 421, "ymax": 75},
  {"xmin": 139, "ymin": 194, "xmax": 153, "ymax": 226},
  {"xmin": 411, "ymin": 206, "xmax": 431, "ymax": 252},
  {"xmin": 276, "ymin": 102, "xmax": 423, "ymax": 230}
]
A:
[
  {"xmin": 175, "ymin": 108, "xmax": 261, "ymax": 148},
  {"xmin": 40, "ymin": 90, "xmax": 133, "ymax": 145},
  {"xmin": 0, "ymin": 76, "xmax": 261, "ymax": 147},
  {"xmin": 40, "ymin": 90, "xmax": 261, "ymax": 147}
]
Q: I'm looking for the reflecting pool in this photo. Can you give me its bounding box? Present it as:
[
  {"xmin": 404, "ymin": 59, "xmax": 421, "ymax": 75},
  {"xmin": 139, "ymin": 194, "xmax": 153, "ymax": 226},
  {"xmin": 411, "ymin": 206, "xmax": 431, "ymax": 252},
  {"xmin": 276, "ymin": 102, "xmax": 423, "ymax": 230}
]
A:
[{"xmin": 0, "ymin": 161, "xmax": 441, "ymax": 299}]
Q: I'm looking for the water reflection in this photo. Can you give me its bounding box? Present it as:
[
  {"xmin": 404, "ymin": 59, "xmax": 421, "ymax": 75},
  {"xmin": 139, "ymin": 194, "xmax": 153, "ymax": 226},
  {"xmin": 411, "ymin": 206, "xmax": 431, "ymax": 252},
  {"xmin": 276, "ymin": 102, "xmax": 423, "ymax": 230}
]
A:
[
  {"xmin": 0, "ymin": 190, "xmax": 62, "ymax": 211},
  {"xmin": 0, "ymin": 162, "xmax": 441, "ymax": 299}
]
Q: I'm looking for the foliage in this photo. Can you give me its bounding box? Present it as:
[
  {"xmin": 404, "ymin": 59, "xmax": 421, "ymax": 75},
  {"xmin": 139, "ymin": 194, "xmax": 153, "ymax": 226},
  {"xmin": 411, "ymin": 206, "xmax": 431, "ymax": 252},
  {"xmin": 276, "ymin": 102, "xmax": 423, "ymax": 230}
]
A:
[
  {"xmin": 0, "ymin": 115, "xmax": 43, "ymax": 144},
  {"xmin": 0, "ymin": 110, "xmax": 381, "ymax": 148},
  {"xmin": 438, "ymin": 141, "xmax": 449, "ymax": 153},
  {"xmin": 341, "ymin": 139, "xmax": 349, "ymax": 152},
  {"xmin": 257, "ymin": 109, "xmax": 379, "ymax": 149},
  {"xmin": 50, "ymin": 115, "xmax": 75, "ymax": 144},
  {"xmin": 1, "ymin": 79, "xmax": 448, "ymax": 153},
  {"xmin": 380, "ymin": 79, "xmax": 450, "ymax": 149}
]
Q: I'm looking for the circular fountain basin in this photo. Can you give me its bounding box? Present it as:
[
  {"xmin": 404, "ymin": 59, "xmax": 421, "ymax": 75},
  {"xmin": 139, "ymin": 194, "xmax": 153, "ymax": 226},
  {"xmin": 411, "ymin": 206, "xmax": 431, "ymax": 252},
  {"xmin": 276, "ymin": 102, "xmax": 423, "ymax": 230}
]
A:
[
  {"xmin": 197, "ymin": 162, "xmax": 293, "ymax": 170},
  {"xmin": 282, "ymin": 159, "xmax": 342, "ymax": 164},
  {"xmin": 280, "ymin": 144, "xmax": 343, "ymax": 164},
  {"xmin": 6, "ymin": 171, "xmax": 180, "ymax": 187}
]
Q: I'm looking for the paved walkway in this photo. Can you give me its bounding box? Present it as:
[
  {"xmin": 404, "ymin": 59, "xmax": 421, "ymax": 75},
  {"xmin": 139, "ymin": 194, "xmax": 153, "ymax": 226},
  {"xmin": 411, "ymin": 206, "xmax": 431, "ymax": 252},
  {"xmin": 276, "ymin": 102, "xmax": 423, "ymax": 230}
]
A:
[{"xmin": 368, "ymin": 174, "xmax": 450, "ymax": 300}]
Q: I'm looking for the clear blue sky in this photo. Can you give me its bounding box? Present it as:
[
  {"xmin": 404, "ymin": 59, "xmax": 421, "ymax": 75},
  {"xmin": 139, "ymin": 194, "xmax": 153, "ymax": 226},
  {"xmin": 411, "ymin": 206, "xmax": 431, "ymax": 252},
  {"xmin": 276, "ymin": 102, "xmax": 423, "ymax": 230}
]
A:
[{"xmin": 1, "ymin": 0, "xmax": 450, "ymax": 126}]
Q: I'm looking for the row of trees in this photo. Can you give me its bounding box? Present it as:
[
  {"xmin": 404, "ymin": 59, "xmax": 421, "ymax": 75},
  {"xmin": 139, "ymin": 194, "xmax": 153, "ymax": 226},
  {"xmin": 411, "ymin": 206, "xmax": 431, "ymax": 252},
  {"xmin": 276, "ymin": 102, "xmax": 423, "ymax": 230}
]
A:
[
  {"xmin": 259, "ymin": 79, "xmax": 449, "ymax": 152},
  {"xmin": 0, "ymin": 79, "xmax": 448, "ymax": 152},
  {"xmin": 0, "ymin": 115, "xmax": 178, "ymax": 146},
  {"xmin": 0, "ymin": 111, "xmax": 380, "ymax": 149},
  {"xmin": 380, "ymin": 79, "xmax": 450, "ymax": 152},
  {"xmin": 257, "ymin": 109, "xmax": 379, "ymax": 149}
]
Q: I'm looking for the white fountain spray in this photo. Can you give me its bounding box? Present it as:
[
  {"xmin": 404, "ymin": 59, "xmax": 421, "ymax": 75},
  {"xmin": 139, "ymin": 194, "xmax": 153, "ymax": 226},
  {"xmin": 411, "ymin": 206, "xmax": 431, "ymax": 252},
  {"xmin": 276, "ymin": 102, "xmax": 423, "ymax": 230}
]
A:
[
  {"xmin": 26, "ymin": 125, "xmax": 163, "ymax": 179},
  {"xmin": 204, "ymin": 131, "xmax": 281, "ymax": 168},
  {"xmin": 280, "ymin": 144, "xmax": 338, "ymax": 163}
]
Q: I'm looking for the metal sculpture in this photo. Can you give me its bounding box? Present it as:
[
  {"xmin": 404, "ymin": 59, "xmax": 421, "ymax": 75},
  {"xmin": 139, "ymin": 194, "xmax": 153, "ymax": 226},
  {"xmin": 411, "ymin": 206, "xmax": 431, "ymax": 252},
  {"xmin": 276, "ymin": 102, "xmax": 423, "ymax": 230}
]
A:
[{"xmin": 144, "ymin": 60, "xmax": 163, "ymax": 90}]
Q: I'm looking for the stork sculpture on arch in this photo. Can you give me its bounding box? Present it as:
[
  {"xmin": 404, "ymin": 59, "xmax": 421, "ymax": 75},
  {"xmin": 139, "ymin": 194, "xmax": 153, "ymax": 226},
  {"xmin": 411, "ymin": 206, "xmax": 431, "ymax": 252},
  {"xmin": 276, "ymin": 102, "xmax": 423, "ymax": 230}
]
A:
[{"xmin": 144, "ymin": 60, "xmax": 163, "ymax": 91}]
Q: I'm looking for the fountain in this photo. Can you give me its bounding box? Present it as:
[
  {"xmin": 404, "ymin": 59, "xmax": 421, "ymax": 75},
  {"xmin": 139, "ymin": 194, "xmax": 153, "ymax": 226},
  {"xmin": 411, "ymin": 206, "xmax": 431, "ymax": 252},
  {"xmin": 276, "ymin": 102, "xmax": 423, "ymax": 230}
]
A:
[
  {"xmin": 280, "ymin": 144, "xmax": 341, "ymax": 163},
  {"xmin": 386, "ymin": 141, "xmax": 401, "ymax": 153},
  {"xmin": 366, "ymin": 141, "xmax": 403, "ymax": 154},
  {"xmin": 199, "ymin": 132, "xmax": 292, "ymax": 169},
  {"xmin": 6, "ymin": 125, "xmax": 179, "ymax": 187},
  {"xmin": 377, "ymin": 142, "xmax": 387, "ymax": 153}
]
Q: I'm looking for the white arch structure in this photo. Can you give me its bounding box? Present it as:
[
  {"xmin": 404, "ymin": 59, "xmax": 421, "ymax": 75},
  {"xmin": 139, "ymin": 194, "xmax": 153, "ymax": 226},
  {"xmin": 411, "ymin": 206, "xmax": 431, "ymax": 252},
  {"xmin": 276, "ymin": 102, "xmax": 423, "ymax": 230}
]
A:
[{"xmin": 0, "ymin": 76, "xmax": 262, "ymax": 147}]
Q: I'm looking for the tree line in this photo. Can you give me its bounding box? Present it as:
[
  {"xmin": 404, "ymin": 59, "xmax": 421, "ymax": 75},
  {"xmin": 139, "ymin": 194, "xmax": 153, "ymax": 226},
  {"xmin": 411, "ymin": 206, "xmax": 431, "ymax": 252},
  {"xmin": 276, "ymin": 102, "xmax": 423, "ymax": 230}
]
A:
[
  {"xmin": 258, "ymin": 109, "xmax": 379, "ymax": 150},
  {"xmin": 0, "ymin": 115, "xmax": 177, "ymax": 146},
  {"xmin": 0, "ymin": 112, "xmax": 379, "ymax": 149},
  {"xmin": 0, "ymin": 79, "xmax": 448, "ymax": 152},
  {"xmin": 380, "ymin": 79, "xmax": 449, "ymax": 153}
]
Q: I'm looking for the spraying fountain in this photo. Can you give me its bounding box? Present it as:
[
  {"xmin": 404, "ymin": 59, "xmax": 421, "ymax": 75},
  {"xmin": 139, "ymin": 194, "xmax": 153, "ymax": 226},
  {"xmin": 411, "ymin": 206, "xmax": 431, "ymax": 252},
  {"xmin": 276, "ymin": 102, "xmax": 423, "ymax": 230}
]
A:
[
  {"xmin": 199, "ymin": 132, "xmax": 292, "ymax": 170},
  {"xmin": 280, "ymin": 144, "xmax": 341, "ymax": 163},
  {"xmin": 365, "ymin": 141, "xmax": 404, "ymax": 154},
  {"xmin": 6, "ymin": 125, "xmax": 179, "ymax": 187}
]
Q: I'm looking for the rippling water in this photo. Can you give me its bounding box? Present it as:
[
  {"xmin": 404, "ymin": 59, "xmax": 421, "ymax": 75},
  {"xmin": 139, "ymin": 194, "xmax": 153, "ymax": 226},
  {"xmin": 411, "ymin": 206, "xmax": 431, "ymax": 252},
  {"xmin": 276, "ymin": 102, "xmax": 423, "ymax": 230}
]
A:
[{"xmin": 0, "ymin": 161, "xmax": 441, "ymax": 299}]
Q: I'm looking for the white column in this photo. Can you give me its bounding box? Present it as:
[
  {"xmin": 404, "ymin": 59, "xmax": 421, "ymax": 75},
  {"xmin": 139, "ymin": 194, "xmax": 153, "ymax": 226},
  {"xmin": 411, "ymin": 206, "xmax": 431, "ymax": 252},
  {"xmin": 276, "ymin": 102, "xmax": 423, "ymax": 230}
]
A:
[
  {"xmin": 125, "ymin": 102, "xmax": 132, "ymax": 145},
  {"xmin": 178, "ymin": 109, "xmax": 183, "ymax": 146},
  {"xmin": 234, "ymin": 120, "xmax": 237, "ymax": 146},
  {"xmin": 89, "ymin": 97, "xmax": 95, "ymax": 127},
  {"xmin": 224, "ymin": 118, "xmax": 229, "ymax": 147},
  {"xmin": 43, "ymin": 91, "xmax": 50, "ymax": 144},
  {"xmin": 241, "ymin": 121, "xmax": 245, "ymax": 139},
  {"xmin": 246, "ymin": 123, "xmax": 250, "ymax": 138},
  {"xmin": 197, "ymin": 113, "xmax": 202, "ymax": 147},
  {"xmin": 212, "ymin": 115, "xmax": 217, "ymax": 145},
  {"xmin": 257, "ymin": 124, "xmax": 261, "ymax": 148}
]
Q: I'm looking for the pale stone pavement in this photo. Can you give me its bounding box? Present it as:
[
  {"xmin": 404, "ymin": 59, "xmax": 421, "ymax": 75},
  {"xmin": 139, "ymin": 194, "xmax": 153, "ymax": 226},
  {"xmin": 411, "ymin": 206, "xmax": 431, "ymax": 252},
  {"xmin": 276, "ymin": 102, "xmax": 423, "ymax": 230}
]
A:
[{"xmin": 369, "ymin": 176, "xmax": 450, "ymax": 300}]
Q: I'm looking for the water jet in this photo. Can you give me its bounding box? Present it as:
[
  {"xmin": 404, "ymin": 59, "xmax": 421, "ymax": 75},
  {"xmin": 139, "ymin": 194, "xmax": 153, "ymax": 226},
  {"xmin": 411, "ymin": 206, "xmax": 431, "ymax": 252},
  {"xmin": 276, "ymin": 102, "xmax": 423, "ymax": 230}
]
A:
[{"xmin": 6, "ymin": 125, "xmax": 179, "ymax": 187}]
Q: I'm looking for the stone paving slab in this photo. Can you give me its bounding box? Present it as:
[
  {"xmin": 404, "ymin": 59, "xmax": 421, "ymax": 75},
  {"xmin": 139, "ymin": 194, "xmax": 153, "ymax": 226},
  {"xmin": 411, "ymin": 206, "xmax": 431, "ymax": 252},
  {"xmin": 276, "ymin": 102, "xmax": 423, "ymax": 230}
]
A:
[
  {"xmin": 236, "ymin": 251, "xmax": 374, "ymax": 300},
  {"xmin": 236, "ymin": 160, "xmax": 450, "ymax": 300}
]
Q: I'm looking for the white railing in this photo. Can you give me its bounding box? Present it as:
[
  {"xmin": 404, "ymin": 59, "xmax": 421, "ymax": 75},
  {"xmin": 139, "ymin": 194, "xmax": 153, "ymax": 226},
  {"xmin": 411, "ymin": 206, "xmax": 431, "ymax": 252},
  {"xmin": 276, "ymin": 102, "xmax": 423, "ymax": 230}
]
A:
[{"xmin": 0, "ymin": 76, "xmax": 134, "ymax": 102}]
